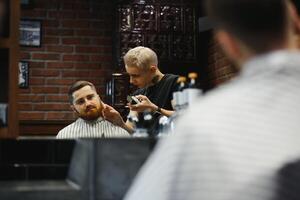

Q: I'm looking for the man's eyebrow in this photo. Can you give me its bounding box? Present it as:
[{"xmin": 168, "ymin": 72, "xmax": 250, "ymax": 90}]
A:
[{"xmin": 74, "ymin": 98, "xmax": 83, "ymax": 104}]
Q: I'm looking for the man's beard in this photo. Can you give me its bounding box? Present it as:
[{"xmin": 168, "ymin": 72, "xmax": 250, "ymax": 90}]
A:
[{"xmin": 78, "ymin": 106, "xmax": 101, "ymax": 121}]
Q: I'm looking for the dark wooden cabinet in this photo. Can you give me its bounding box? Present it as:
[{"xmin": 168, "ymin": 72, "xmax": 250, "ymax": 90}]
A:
[
  {"xmin": 116, "ymin": 0, "xmax": 202, "ymax": 75},
  {"xmin": 107, "ymin": 0, "xmax": 205, "ymax": 114},
  {"xmin": 0, "ymin": 0, "xmax": 20, "ymax": 138}
]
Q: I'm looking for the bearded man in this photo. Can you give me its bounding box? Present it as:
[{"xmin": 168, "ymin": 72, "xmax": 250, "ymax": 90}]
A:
[{"xmin": 56, "ymin": 81, "xmax": 130, "ymax": 139}]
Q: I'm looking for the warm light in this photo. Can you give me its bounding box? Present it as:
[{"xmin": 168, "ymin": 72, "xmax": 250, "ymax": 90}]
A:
[{"xmin": 112, "ymin": 73, "xmax": 123, "ymax": 76}]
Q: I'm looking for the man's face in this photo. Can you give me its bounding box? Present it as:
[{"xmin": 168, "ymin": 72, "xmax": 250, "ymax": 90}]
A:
[
  {"xmin": 71, "ymin": 85, "xmax": 103, "ymax": 121},
  {"xmin": 125, "ymin": 66, "xmax": 154, "ymax": 88}
]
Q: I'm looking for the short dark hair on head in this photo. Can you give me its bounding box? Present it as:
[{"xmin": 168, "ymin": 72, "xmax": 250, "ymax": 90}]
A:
[
  {"xmin": 205, "ymin": 0, "xmax": 289, "ymax": 53},
  {"xmin": 68, "ymin": 80, "xmax": 96, "ymax": 104}
]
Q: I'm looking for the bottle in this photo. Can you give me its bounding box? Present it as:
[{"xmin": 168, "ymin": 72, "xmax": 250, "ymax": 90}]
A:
[
  {"xmin": 157, "ymin": 115, "xmax": 170, "ymax": 138},
  {"xmin": 132, "ymin": 113, "xmax": 148, "ymax": 138},
  {"xmin": 184, "ymin": 72, "xmax": 202, "ymax": 106},
  {"xmin": 127, "ymin": 112, "xmax": 138, "ymax": 129},
  {"xmin": 172, "ymin": 76, "xmax": 187, "ymax": 111},
  {"xmin": 132, "ymin": 109, "xmax": 155, "ymax": 138}
]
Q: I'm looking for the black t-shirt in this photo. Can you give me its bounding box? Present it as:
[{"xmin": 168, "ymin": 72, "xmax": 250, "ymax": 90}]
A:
[{"xmin": 132, "ymin": 74, "xmax": 179, "ymax": 135}]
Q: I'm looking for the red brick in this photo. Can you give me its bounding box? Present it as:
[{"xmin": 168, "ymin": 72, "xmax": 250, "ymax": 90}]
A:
[
  {"xmin": 85, "ymin": 79, "xmax": 105, "ymax": 85},
  {"xmin": 102, "ymin": 46, "xmax": 112, "ymax": 52},
  {"xmin": 91, "ymin": 37, "xmax": 112, "ymax": 45},
  {"xmin": 62, "ymin": 2, "xmax": 89, "ymax": 10},
  {"xmin": 31, "ymin": 69, "xmax": 60, "ymax": 77},
  {"xmin": 20, "ymin": 52, "xmax": 31, "ymax": 60},
  {"xmin": 28, "ymin": 62, "xmax": 46, "ymax": 68},
  {"xmin": 216, "ymin": 59, "xmax": 231, "ymax": 70},
  {"xmin": 34, "ymin": 103, "xmax": 70, "ymax": 111},
  {"xmin": 46, "ymin": 112, "xmax": 74, "ymax": 120},
  {"xmin": 19, "ymin": 94, "xmax": 45, "ymax": 102},
  {"xmin": 47, "ymin": 62, "xmax": 74, "ymax": 69},
  {"xmin": 31, "ymin": 86, "xmax": 59, "ymax": 94},
  {"xmin": 47, "ymin": 45, "xmax": 74, "ymax": 53},
  {"xmin": 21, "ymin": 47, "xmax": 46, "ymax": 52},
  {"xmin": 19, "ymin": 103, "xmax": 33, "ymax": 111},
  {"xmin": 63, "ymin": 55, "xmax": 90, "ymax": 62},
  {"xmin": 45, "ymin": 29, "xmax": 74, "ymax": 36},
  {"xmin": 46, "ymin": 94, "xmax": 69, "ymax": 102},
  {"xmin": 35, "ymin": 0, "xmax": 59, "ymax": 9},
  {"xmin": 76, "ymin": 29, "xmax": 101, "ymax": 37},
  {"xmin": 43, "ymin": 20, "xmax": 59, "ymax": 27},
  {"xmin": 63, "ymin": 2, "xmax": 89, "ymax": 10},
  {"xmin": 18, "ymin": 88, "xmax": 31, "ymax": 94},
  {"xmin": 62, "ymin": 38, "xmax": 90, "ymax": 45},
  {"xmin": 22, "ymin": 10, "xmax": 47, "ymax": 18},
  {"xmin": 43, "ymin": 37, "xmax": 60, "ymax": 45},
  {"xmin": 60, "ymin": 87, "xmax": 69, "ymax": 94},
  {"xmin": 32, "ymin": 53, "xmax": 60, "ymax": 61},
  {"xmin": 62, "ymin": 20, "xmax": 90, "ymax": 28},
  {"xmin": 89, "ymin": 69, "xmax": 105, "ymax": 77},
  {"xmin": 97, "ymin": 88, "xmax": 105, "ymax": 96},
  {"xmin": 62, "ymin": 70, "xmax": 90, "ymax": 77},
  {"xmin": 90, "ymin": 55, "xmax": 112, "ymax": 62},
  {"xmin": 100, "ymin": 63, "xmax": 114, "ymax": 69},
  {"xmin": 29, "ymin": 77, "xmax": 46, "ymax": 85},
  {"xmin": 19, "ymin": 112, "xmax": 45, "ymax": 120},
  {"xmin": 74, "ymin": 63, "xmax": 101, "ymax": 69},
  {"xmin": 75, "ymin": 46, "xmax": 103, "ymax": 54},
  {"xmin": 48, "ymin": 11, "xmax": 76, "ymax": 19},
  {"xmin": 46, "ymin": 79, "xmax": 74, "ymax": 85}
]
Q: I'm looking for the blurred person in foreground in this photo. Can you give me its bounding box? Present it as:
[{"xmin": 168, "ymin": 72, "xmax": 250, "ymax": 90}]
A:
[
  {"xmin": 57, "ymin": 81, "xmax": 130, "ymax": 139},
  {"xmin": 103, "ymin": 47, "xmax": 178, "ymax": 135},
  {"xmin": 124, "ymin": 0, "xmax": 300, "ymax": 199}
]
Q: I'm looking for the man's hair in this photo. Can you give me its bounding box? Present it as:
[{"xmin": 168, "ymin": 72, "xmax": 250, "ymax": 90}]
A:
[
  {"xmin": 123, "ymin": 46, "xmax": 158, "ymax": 70},
  {"xmin": 205, "ymin": 0, "xmax": 289, "ymax": 53},
  {"xmin": 68, "ymin": 80, "xmax": 96, "ymax": 104}
]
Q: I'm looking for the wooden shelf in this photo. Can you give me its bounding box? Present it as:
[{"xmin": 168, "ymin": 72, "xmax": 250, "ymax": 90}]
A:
[{"xmin": 0, "ymin": 0, "xmax": 20, "ymax": 138}]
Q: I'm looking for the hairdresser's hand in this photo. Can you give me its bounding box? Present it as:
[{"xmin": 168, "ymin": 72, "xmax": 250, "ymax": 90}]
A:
[
  {"xmin": 128, "ymin": 95, "xmax": 157, "ymax": 113},
  {"xmin": 102, "ymin": 104, "xmax": 125, "ymax": 127}
]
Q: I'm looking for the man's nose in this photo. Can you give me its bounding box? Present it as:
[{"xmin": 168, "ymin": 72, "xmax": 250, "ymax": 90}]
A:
[
  {"xmin": 129, "ymin": 77, "xmax": 134, "ymax": 84},
  {"xmin": 130, "ymin": 77, "xmax": 135, "ymax": 85},
  {"xmin": 84, "ymin": 99, "xmax": 92, "ymax": 106}
]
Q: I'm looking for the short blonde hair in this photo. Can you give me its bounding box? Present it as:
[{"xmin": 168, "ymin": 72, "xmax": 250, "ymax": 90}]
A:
[{"xmin": 123, "ymin": 46, "xmax": 158, "ymax": 70}]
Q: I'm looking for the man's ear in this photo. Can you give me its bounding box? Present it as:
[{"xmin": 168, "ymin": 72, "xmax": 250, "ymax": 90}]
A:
[
  {"xmin": 70, "ymin": 105, "xmax": 76, "ymax": 113},
  {"xmin": 215, "ymin": 30, "xmax": 241, "ymax": 61},
  {"xmin": 149, "ymin": 65, "xmax": 157, "ymax": 73}
]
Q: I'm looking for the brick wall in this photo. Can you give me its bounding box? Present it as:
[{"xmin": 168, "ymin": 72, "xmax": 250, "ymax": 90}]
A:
[
  {"xmin": 204, "ymin": 35, "xmax": 238, "ymax": 90},
  {"xmin": 19, "ymin": 0, "xmax": 114, "ymax": 121}
]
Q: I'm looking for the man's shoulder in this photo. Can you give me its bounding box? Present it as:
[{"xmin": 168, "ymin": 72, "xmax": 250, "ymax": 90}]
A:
[
  {"xmin": 163, "ymin": 74, "xmax": 179, "ymax": 83},
  {"xmin": 102, "ymin": 119, "xmax": 130, "ymax": 137},
  {"xmin": 56, "ymin": 120, "xmax": 79, "ymax": 139},
  {"xmin": 165, "ymin": 73, "xmax": 179, "ymax": 79}
]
